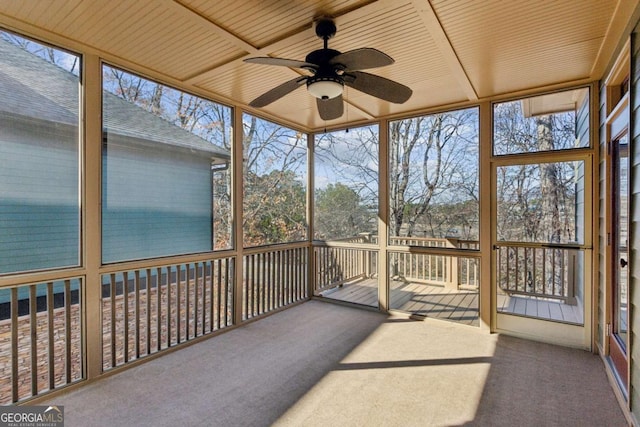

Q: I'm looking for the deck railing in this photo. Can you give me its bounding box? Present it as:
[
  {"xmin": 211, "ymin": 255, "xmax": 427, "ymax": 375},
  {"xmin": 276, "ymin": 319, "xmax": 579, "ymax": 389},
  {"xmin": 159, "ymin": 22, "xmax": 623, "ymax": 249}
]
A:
[
  {"xmin": 0, "ymin": 278, "xmax": 83, "ymax": 404},
  {"xmin": 495, "ymin": 243, "xmax": 579, "ymax": 303},
  {"xmin": 101, "ymin": 258, "xmax": 234, "ymax": 371},
  {"xmin": 243, "ymin": 245, "xmax": 308, "ymax": 320},
  {"xmin": 0, "ymin": 243, "xmax": 309, "ymax": 403},
  {"xmin": 389, "ymin": 252, "xmax": 480, "ymax": 288},
  {"xmin": 101, "ymin": 245, "xmax": 309, "ymax": 372},
  {"xmin": 1, "ymin": 236, "xmax": 483, "ymax": 404},
  {"xmin": 314, "ymin": 236, "xmax": 479, "ymax": 293},
  {"xmin": 388, "ymin": 237, "xmax": 479, "ymax": 288},
  {"xmin": 314, "ymin": 245, "xmax": 378, "ymax": 293}
]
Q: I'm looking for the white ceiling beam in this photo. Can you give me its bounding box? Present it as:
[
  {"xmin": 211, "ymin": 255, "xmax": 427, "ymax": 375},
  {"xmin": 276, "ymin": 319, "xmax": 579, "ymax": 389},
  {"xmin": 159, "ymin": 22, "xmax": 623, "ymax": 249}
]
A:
[
  {"xmin": 411, "ymin": 0, "xmax": 478, "ymax": 101},
  {"xmin": 182, "ymin": 27, "xmax": 317, "ymax": 84},
  {"xmin": 590, "ymin": 0, "xmax": 640, "ymax": 78},
  {"xmin": 176, "ymin": 0, "xmax": 394, "ymax": 120},
  {"xmin": 182, "ymin": 0, "xmax": 399, "ymax": 85},
  {"xmin": 168, "ymin": 0, "xmax": 260, "ymax": 54}
]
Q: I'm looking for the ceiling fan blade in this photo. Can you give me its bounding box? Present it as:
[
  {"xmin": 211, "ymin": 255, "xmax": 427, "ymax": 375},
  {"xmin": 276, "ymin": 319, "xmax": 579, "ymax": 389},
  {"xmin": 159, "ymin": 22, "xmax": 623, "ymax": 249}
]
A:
[
  {"xmin": 345, "ymin": 71, "xmax": 412, "ymax": 103},
  {"xmin": 244, "ymin": 57, "xmax": 316, "ymax": 69},
  {"xmin": 317, "ymin": 96, "xmax": 344, "ymax": 120},
  {"xmin": 249, "ymin": 77, "xmax": 307, "ymax": 108},
  {"xmin": 330, "ymin": 48, "xmax": 394, "ymax": 71}
]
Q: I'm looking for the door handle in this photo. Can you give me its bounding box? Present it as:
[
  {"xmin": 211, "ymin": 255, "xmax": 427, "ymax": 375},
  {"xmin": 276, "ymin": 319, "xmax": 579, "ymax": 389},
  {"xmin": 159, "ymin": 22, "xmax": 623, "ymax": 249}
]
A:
[{"xmin": 620, "ymin": 258, "xmax": 628, "ymax": 268}]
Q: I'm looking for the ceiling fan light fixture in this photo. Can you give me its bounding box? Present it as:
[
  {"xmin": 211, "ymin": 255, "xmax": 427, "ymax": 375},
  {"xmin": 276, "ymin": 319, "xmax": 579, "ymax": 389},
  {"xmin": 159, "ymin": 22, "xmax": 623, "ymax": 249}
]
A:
[{"xmin": 307, "ymin": 76, "xmax": 343, "ymax": 99}]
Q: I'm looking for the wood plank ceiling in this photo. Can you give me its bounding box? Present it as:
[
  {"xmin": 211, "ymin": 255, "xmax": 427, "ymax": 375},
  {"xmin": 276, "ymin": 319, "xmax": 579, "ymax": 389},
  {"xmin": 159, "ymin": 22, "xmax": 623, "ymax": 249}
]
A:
[{"xmin": 0, "ymin": 0, "xmax": 637, "ymax": 131}]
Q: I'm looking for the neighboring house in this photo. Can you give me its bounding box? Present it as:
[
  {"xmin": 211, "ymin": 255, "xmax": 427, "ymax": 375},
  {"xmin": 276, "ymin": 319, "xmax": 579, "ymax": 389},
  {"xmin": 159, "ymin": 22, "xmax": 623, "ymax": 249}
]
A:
[{"xmin": 0, "ymin": 39, "xmax": 230, "ymax": 276}]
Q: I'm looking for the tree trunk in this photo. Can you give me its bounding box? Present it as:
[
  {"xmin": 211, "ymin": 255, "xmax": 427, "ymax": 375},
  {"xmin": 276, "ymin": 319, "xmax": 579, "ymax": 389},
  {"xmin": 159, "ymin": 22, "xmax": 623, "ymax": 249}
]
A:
[
  {"xmin": 150, "ymin": 85, "xmax": 163, "ymax": 115},
  {"xmin": 537, "ymin": 115, "xmax": 562, "ymax": 242}
]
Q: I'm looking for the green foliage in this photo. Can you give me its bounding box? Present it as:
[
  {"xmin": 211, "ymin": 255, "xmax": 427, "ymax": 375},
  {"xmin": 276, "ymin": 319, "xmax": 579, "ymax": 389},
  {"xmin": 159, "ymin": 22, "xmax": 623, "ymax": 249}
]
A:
[{"xmin": 315, "ymin": 183, "xmax": 371, "ymax": 240}]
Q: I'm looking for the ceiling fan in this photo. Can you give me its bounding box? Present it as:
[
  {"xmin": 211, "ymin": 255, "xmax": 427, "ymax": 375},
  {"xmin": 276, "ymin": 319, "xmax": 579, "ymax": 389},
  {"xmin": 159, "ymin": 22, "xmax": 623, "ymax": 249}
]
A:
[{"xmin": 244, "ymin": 18, "xmax": 413, "ymax": 120}]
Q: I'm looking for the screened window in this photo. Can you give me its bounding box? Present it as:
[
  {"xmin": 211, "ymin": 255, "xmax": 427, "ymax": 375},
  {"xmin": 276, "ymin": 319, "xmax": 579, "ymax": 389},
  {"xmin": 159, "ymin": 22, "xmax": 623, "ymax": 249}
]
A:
[
  {"xmin": 314, "ymin": 125, "xmax": 379, "ymax": 241},
  {"xmin": 102, "ymin": 66, "xmax": 232, "ymax": 263},
  {"xmin": 493, "ymin": 88, "xmax": 590, "ymax": 155},
  {"xmin": 242, "ymin": 114, "xmax": 307, "ymax": 247},
  {"xmin": 496, "ymin": 161, "xmax": 584, "ymax": 244},
  {"xmin": 0, "ymin": 32, "xmax": 80, "ymax": 274},
  {"xmin": 388, "ymin": 108, "xmax": 479, "ymax": 244}
]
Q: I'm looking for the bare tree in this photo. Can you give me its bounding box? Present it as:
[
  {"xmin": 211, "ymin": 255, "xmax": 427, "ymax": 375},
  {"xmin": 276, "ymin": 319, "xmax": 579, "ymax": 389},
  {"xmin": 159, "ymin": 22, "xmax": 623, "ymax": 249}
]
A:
[
  {"xmin": 242, "ymin": 115, "xmax": 307, "ymax": 246},
  {"xmin": 389, "ymin": 109, "xmax": 479, "ymax": 239},
  {"xmin": 494, "ymin": 102, "xmax": 578, "ymax": 244}
]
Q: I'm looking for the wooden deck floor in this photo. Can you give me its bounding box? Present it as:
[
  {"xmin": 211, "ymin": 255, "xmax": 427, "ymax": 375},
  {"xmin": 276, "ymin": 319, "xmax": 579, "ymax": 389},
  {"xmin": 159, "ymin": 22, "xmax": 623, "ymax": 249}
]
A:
[
  {"xmin": 318, "ymin": 279, "xmax": 584, "ymax": 326},
  {"xmin": 318, "ymin": 278, "xmax": 480, "ymax": 327},
  {"xmin": 497, "ymin": 292, "xmax": 583, "ymax": 324}
]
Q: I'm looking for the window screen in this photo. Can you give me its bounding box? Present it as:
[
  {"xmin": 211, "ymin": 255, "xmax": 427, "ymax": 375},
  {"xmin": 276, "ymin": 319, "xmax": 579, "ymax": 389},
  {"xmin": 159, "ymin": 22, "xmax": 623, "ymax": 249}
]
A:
[
  {"xmin": 0, "ymin": 33, "xmax": 80, "ymax": 274},
  {"xmin": 102, "ymin": 66, "xmax": 232, "ymax": 262}
]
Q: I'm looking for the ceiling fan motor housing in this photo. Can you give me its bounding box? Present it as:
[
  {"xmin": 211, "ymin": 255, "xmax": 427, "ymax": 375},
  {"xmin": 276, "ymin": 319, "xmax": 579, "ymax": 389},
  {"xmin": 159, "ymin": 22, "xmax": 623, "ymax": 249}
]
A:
[
  {"xmin": 305, "ymin": 47, "xmax": 345, "ymax": 100},
  {"xmin": 305, "ymin": 48, "xmax": 341, "ymax": 65}
]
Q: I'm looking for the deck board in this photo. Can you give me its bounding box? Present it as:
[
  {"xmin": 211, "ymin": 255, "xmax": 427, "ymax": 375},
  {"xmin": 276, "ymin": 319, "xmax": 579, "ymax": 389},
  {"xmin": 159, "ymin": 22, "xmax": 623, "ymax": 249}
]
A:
[
  {"xmin": 548, "ymin": 302, "xmax": 563, "ymax": 320},
  {"xmin": 525, "ymin": 299, "xmax": 538, "ymax": 317},
  {"xmin": 319, "ymin": 279, "xmax": 479, "ymax": 327},
  {"xmin": 512, "ymin": 297, "xmax": 526, "ymax": 315},
  {"xmin": 497, "ymin": 292, "xmax": 584, "ymax": 324},
  {"xmin": 536, "ymin": 300, "xmax": 551, "ymax": 319},
  {"xmin": 559, "ymin": 303, "xmax": 578, "ymax": 323},
  {"xmin": 457, "ymin": 293, "xmax": 478, "ymax": 325},
  {"xmin": 321, "ymin": 281, "xmax": 584, "ymax": 327}
]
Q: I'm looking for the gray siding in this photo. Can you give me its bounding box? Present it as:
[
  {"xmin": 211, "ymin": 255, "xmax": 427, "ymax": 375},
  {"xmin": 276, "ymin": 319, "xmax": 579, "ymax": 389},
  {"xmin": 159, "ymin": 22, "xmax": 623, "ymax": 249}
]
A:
[
  {"xmin": 576, "ymin": 92, "xmax": 590, "ymax": 148},
  {"xmin": 574, "ymin": 96, "xmax": 589, "ymax": 304},
  {"xmin": 575, "ymin": 96, "xmax": 589, "ymax": 244},
  {"xmin": 102, "ymin": 136, "xmax": 213, "ymax": 263},
  {"xmin": 598, "ymin": 81, "xmax": 607, "ymax": 351},
  {"xmin": 631, "ymin": 23, "xmax": 640, "ymax": 418}
]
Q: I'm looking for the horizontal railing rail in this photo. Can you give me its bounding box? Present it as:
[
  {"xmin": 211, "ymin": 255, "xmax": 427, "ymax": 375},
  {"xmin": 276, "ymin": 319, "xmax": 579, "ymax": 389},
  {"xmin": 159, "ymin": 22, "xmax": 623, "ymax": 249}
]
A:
[
  {"xmin": 388, "ymin": 236, "xmax": 480, "ymax": 250},
  {"xmin": 0, "ymin": 278, "xmax": 83, "ymax": 404},
  {"xmin": 314, "ymin": 234, "xmax": 374, "ymax": 245}
]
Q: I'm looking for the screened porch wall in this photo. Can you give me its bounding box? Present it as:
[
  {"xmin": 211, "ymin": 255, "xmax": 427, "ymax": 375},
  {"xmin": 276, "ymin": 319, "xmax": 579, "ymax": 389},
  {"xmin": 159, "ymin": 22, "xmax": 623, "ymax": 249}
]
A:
[
  {"xmin": 0, "ymin": 64, "xmax": 596, "ymax": 405},
  {"xmin": 0, "ymin": 13, "xmax": 637, "ymax": 417}
]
